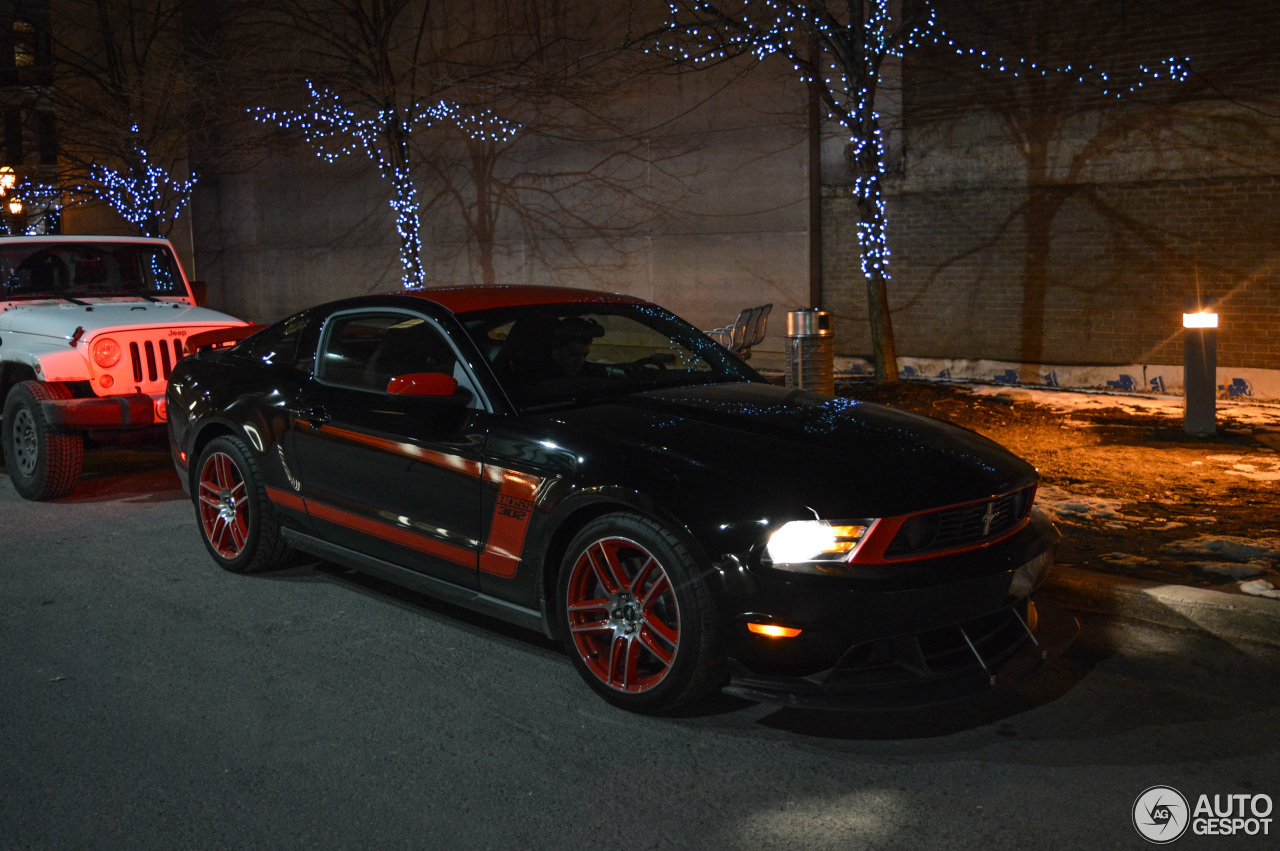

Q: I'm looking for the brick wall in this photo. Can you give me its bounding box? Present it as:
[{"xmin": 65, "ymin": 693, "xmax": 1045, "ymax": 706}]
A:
[{"xmin": 823, "ymin": 0, "xmax": 1280, "ymax": 372}]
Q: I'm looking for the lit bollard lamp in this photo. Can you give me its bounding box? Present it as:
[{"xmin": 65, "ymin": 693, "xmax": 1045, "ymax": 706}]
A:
[{"xmin": 1183, "ymin": 298, "xmax": 1218, "ymax": 437}]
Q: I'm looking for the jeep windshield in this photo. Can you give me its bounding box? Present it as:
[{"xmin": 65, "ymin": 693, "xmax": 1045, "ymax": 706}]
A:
[
  {"xmin": 460, "ymin": 302, "xmax": 764, "ymax": 412},
  {"xmin": 0, "ymin": 242, "xmax": 188, "ymax": 301}
]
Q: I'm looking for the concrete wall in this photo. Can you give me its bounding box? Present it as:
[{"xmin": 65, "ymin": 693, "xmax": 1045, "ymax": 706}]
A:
[{"xmin": 192, "ymin": 65, "xmax": 813, "ymax": 365}]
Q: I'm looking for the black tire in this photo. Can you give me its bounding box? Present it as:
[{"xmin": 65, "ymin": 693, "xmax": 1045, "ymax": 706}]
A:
[
  {"xmin": 193, "ymin": 435, "xmax": 293, "ymax": 573},
  {"xmin": 558, "ymin": 512, "xmax": 726, "ymax": 713},
  {"xmin": 2, "ymin": 381, "xmax": 84, "ymax": 501}
]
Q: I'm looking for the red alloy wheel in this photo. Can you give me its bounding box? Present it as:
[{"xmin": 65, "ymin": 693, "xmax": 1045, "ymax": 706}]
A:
[
  {"xmin": 198, "ymin": 450, "xmax": 249, "ymax": 559},
  {"xmin": 565, "ymin": 537, "xmax": 681, "ymax": 693}
]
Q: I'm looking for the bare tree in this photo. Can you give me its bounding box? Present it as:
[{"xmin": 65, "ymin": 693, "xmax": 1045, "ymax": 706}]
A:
[
  {"xmin": 253, "ymin": 0, "xmax": 686, "ymax": 289},
  {"xmin": 909, "ymin": 0, "xmax": 1273, "ymax": 374},
  {"xmin": 49, "ymin": 0, "xmax": 260, "ymax": 236},
  {"xmin": 654, "ymin": 1, "xmax": 946, "ymax": 382}
]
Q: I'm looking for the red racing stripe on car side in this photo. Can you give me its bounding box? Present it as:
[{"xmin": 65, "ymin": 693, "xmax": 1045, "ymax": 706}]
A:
[
  {"xmin": 478, "ymin": 468, "xmax": 543, "ymax": 578},
  {"xmin": 265, "ymin": 486, "xmax": 307, "ymax": 513},
  {"xmin": 297, "ymin": 421, "xmax": 483, "ymax": 479},
  {"xmin": 304, "ymin": 499, "xmax": 477, "ymax": 567}
]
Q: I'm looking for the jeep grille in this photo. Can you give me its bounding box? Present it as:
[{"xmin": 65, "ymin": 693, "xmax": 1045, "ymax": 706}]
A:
[{"xmin": 128, "ymin": 338, "xmax": 186, "ymax": 383}]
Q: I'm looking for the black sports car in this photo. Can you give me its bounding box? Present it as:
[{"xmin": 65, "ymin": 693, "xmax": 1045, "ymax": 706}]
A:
[{"xmin": 167, "ymin": 286, "xmax": 1061, "ymax": 712}]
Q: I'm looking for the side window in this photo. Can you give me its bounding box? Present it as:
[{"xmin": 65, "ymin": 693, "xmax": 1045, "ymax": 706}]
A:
[{"xmin": 316, "ymin": 312, "xmax": 460, "ymax": 393}]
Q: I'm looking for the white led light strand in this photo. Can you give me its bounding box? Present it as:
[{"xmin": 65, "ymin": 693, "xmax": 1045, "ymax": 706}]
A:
[
  {"xmin": 653, "ymin": 1, "xmax": 1190, "ymax": 289},
  {"xmin": 87, "ymin": 125, "xmax": 196, "ymax": 238},
  {"xmin": 250, "ymin": 81, "xmax": 521, "ymax": 288}
]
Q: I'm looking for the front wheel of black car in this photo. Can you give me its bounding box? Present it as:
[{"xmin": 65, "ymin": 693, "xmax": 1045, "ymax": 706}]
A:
[
  {"xmin": 3, "ymin": 381, "xmax": 84, "ymax": 501},
  {"xmin": 193, "ymin": 435, "xmax": 293, "ymax": 574},
  {"xmin": 558, "ymin": 513, "xmax": 725, "ymax": 713}
]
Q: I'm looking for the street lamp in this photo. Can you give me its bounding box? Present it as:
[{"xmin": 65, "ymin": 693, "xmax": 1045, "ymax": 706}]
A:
[
  {"xmin": 1183, "ymin": 298, "xmax": 1217, "ymax": 437},
  {"xmin": 0, "ymin": 166, "xmax": 15, "ymax": 195}
]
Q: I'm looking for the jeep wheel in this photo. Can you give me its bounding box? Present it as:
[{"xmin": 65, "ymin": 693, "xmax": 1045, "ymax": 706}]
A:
[{"xmin": 2, "ymin": 381, "xmax": 84, "ymax": 501}]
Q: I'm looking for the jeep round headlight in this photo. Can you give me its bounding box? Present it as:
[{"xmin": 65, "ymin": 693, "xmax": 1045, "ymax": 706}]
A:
[
  {"xmin": 766, "ymin": 520, "xmax": 875, "ymax": 574},
  {"xmin": 92, "ymin": 337, "xmax": 122, "ymax": 368}
]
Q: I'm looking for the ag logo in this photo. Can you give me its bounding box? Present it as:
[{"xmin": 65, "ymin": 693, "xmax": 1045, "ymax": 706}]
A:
[{"xmin": 1133, "ymin": 786, "xmax": 1190, "ymax": 844}]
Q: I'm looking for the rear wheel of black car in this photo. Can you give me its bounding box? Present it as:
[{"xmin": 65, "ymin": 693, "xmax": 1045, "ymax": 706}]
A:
[
  {"xmin": 558, "ymin": 513, "xmax": 725, "ymax": 713},
  {"xmin": 194, "ymin": 435, "xmax": 292, "ymax": 574},
  {"xmin": 3, "ymin": 381, "xmax": 84, "ymax": 501}
]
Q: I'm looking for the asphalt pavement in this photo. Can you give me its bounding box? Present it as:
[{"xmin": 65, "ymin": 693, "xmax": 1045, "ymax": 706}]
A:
[{"xmin": 2, "ymin": 445, "xmax": 1279, "ymax": 849}]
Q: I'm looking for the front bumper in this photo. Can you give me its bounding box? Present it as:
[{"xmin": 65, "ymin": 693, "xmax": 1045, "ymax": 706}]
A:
[
  {"xmin": 717, "ymin": 510, "xmax": 1066, "ymax": 707},
  {"xmin": 40, "ymin": 393, "xmax": 161, "ymax": 430},
  {"xmin": 723, "ymin": 597, "xmax": 1079, "ymax": 708}
]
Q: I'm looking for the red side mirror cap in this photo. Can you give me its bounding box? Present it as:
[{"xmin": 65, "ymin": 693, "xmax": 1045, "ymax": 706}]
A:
[{"xmin": 386, "ymin": 372, "xmax": 459, "ymax": 397}]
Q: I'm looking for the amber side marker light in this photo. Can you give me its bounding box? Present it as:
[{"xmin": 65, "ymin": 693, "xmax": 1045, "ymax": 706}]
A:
[{"xmin": 748, "ymin": 623, "xmax": 802, "ymax": 639}]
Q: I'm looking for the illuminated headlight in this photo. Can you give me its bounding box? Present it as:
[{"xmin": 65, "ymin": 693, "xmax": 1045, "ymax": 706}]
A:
[
  {"xmin": 92, "ymin": 337, "xmax": 121, "ymax": 368},
  {"xmin": 765, "ymin": 520, "xmax": 875, "ymax": 575}
]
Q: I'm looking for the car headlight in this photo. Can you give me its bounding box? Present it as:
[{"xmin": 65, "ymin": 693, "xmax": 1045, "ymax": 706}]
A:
[
  {"xmin": 92, "ymin": 337, "xmax": 122, "ymax": 368},
  {"xmin": 765, "ymin": 520, "xmax": 875, "ymax": 575}
]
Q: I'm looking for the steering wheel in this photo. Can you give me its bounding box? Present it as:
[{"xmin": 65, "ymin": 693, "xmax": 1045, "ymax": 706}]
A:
[{"xmin": 627, "ymin": 355, "xmax": 669, "ymax": 376}]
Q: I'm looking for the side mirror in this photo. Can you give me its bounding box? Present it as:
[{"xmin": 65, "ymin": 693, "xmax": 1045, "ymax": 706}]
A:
[
  {"xmin": 387, "ymin": 372, "xmax": 459, "ymax": 397},
  {"xmin": 189, "ymin": 280, "xmax": 209, "ymax": 306}
]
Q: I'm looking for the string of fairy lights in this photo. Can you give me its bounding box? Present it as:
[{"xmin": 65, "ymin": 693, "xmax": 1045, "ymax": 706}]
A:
[
  {"xmin": 651, "ymin": 0, "xmax": 1189, "ymax": 287},
  {"xmin": 87, "ymin": 126, "xmax": 197, "ymax": 237},
  {"xmin": 249, "ymin": 81, "xmax": 521, "ymax": 287}
]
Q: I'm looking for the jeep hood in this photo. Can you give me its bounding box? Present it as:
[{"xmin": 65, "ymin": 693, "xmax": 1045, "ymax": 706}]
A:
[{"xmin": 0, "ymin": 301, "xmax": 246, "ymax": 340}]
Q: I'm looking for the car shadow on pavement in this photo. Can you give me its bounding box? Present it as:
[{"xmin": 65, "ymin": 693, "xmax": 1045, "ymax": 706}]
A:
[{"xmin": 750, "ymin": 611, "xmax": 1280, "ymax": 758}]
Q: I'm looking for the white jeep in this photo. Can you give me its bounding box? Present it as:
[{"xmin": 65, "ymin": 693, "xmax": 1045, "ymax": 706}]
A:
[{"xmin": 0, "ymin": 235, "xmax": 248, "ymax": 500}]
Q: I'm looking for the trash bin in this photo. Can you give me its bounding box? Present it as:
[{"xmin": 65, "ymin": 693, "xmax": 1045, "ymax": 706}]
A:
[{"xmin": 785, "ymin": 309, "xmax": 834, "ymax": 394}]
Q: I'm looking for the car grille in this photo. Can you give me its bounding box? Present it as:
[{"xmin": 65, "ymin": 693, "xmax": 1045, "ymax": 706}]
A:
[
  {"xmin": 128, "ymin": 338, "xmax": 186, "ymax": 383},
  {"xmin": 883, "ymin": 485, "xmax": 1036, "ymax": 559}
]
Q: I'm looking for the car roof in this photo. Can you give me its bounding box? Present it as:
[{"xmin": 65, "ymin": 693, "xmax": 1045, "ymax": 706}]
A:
[{"xmin": 401, "ymin": 285, "xmax": 649, "ymax": 314}]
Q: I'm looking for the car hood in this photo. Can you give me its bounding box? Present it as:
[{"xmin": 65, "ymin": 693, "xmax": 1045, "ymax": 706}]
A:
[
  {"xmin": 0, "ymin": 301, "xmax": 246, "ymax": 339},
  {"xmin": 548, "ymin": 382, "xmax": 1039, "ymax": 518}
]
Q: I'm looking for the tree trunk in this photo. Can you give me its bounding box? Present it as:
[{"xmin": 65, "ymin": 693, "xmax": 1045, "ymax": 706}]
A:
[{"xmin": 852, "ymin": 166, "xmax": 899, "ymax": 384}]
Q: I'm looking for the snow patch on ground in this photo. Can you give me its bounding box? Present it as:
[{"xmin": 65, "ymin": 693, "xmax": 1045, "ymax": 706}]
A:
[
  {"xmin": 1240, "ymin": 579, "xmax": 1280, "ymax": 599},
  {"xmin": 1036, "ymin": 486, "xmax": 1137, "ymax": 525},
  {"xmin": 963, "ymin": 384, "xmax": 1280, "ymax": 429}
]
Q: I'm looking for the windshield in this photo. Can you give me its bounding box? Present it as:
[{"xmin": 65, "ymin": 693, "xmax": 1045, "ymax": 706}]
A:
[
  {"xmin": 0, "ymin": 242, "xmax": 188, "ymax": 300},
  {"xmin": 461, "ymin": 302, "xmax": 763, "ymax": 411}
]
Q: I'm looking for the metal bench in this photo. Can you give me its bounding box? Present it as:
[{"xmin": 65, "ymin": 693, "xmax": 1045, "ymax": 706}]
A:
[{"xmin": 706, "ymin": 303, "xmax": 772, "ymax": 359}]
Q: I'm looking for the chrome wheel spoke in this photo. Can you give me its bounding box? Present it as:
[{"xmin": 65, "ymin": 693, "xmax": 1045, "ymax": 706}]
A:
[
  {"xmin": 644, "ymin": 613, "xmax": 678, "ymax": 649},
  {"xmin": 641, "ymin": 574, "xmax": 671, "ymax": 611},
  {"xmin": 631, "ymin": 556, "xmax": 659, "ymax": 597},
  {"xmin": 638, "ymin": 628, "xmax": 674, "ymax": 667},
  {"xmin": 587, "ymin": 545, "xmax": 621, "ymax": 595},
  {"xmin": 227, "ymin": 513, "xmax": 246, "ymax": 551}
]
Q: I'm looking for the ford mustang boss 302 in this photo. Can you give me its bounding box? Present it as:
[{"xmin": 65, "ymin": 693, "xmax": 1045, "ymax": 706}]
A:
[{"xmin": 166, "ymin": 286, "xmax": 1060, "ymax": 712}]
